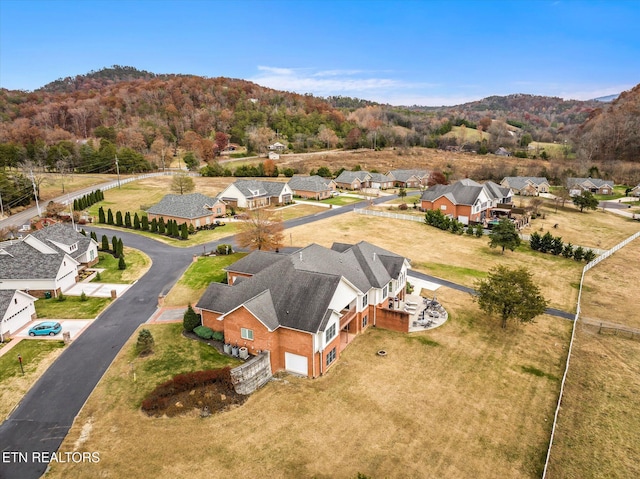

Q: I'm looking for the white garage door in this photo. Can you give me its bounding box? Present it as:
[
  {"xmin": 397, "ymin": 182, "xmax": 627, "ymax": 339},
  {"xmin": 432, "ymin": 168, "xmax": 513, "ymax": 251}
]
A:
[
  {"xmin": 458, "ymin": 215, "xmax": 469, "ymax": 225},
  {"xmin": 285, "ymin": 352, "xmax": 308, "ymax": 376}
]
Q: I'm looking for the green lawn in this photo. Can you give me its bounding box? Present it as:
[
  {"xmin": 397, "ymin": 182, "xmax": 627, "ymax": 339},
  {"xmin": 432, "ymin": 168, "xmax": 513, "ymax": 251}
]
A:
[
  {"xmin": 0, "ymin": 340, "xmax": 65, "ymax": 384},
  {"xmin": 91, "ymin": 249, "xmax": 150, "ymax": 283},
  {"xmin": 126, "ymin": 323, "xmax": 242, "ymax": 407},
  {"xmin": 319, "ymin": 196, "xmax": 364, "ymax": 206},
  {"xmin": 35, "ymin": 296, "xmax": 111, "ymax": 319},
  {"xmin": 163, "ymin": 253, "xmax": 247, "ymax": 306}
]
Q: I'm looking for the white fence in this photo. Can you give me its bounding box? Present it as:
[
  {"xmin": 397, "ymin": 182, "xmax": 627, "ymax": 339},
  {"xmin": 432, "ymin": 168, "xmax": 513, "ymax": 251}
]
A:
[
  {"xmin": 542, "ymin": 229, "xmax": 640, "ymax": 477},
  {"xmin": 353, "ymin": 208, "xmax": 425, "ymax": 223}
]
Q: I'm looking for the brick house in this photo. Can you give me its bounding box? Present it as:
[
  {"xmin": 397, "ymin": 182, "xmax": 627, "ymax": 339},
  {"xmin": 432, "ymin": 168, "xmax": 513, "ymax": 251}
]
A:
[
  {"xmin": 146, "ymin": 193, "xmax": 226, "ymax": 228},
  {"xmin": 196, "ymin": 241, "xmax": 411, "ymax": 378},
  {"xmin": 421, "ymin": 179, "xmax": 513, "ymax": 225},
  {"xmin": 629, "ymin": 184, "xmax": 640, "ymax": 197},
  {"xmin": 288, "ymin": 175, "xmax": 336, "ymax": 200},
  {"xmin": 368, "ymin": 172, "xmax": 394, "ymax": 189},
  {"xmin": 386, "ymin": 169, "xmax": 430, "ymax": 188},
  {"xmin": 334, "ymin": 171, "xmax": 372, "ymax": 190},
  {"xmin": 500, "ymin": 177, "xmax": 550, "ymax": 196},
  {"xmin": 567, "ymin": 178, "xmax": 614, "ymax": 196},
  {"xmin": 219, "ymin": 180, "xmax": 293, "ymax": 209}
]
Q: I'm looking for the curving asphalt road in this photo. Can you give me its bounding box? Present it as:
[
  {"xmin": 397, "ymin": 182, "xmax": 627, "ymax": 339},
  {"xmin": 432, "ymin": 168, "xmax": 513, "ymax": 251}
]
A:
[{"xmin": 0, "ymin": 189, "xmax": 573, "ymax": 478}]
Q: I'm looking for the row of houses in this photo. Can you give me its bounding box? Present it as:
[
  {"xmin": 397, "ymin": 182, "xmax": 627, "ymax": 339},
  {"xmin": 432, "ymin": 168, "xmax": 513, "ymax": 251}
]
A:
[
  {"xmin": 0, "ymin": 224, "xmax": 99, "ymax": 339},
  {"xmin": 333, "ymin": 169, "xmax": 430, "ymax": 190},
  {"xmin": 501, "ymin": 176, "xmax": 615, "ymax": 196}
]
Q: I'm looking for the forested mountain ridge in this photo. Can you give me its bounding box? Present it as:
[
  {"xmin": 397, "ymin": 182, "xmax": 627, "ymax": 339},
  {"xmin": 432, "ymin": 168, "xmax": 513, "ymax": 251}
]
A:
[
  {"xmin": 0, "ymin": 66, "xmax": 638, "ymax": 178},
  {"xmin": 572, "ymin": 83, "xmax": 640, "ymax": 164}
]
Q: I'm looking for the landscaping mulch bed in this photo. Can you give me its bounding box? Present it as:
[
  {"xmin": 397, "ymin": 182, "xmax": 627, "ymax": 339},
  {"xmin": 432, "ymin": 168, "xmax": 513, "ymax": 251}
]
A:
[{"xmin": 146, "ymin": 382, "xmax": 247, "ymax": 418}]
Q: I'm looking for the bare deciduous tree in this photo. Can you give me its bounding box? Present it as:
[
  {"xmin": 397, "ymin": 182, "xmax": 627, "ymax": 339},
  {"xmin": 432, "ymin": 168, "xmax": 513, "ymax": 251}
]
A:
[{"xmin": 235, "ymin": 209, "xmax": 284, "ymax": 251}]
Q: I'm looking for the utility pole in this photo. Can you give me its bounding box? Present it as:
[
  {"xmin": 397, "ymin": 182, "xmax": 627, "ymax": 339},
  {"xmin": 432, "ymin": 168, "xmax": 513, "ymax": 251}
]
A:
[
  {"xmin": 115, "ymin": 155, "xmax": 121, "ymax": 188},
  {"xmin": 30, "ymin": 169, "xmax": 41, "ymax": 216},
  {"xmin": 68, "ymin": 194, "xmax": 75, "ymax": 231},
  {"xmin": 0, "ymin": 190, "xmax": 4, "ymax": 219}
]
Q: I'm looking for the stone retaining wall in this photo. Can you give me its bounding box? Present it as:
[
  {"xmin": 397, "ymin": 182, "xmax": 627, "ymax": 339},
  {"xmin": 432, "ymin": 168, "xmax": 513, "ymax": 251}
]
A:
[{"xmin": 230, "ymin": 351, "xmax": 272, "ymax": 395}]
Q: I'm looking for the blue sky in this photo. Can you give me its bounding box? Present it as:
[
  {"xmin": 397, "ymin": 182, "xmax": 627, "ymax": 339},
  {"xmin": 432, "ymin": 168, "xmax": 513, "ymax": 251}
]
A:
[{"xmin": 1, "ymin": 0, "xmax": 638, "ymax": 106}]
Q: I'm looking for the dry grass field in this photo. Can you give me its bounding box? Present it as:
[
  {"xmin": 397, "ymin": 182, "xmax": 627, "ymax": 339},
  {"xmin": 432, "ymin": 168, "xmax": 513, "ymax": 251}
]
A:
[
  {"xmin": 517, "ymin": 199, "xmax": 640, "ymax": 251},
  {"xmin": 49, "ymin": 289, "xmax": 571, "ymax": 479},
  {"xmin": 545, "ymin": 238, "xmax": 640, "ymax": 478},
  {"xmin": 287, "ymin": 212, "xmax": 583, "ymax": 312}
]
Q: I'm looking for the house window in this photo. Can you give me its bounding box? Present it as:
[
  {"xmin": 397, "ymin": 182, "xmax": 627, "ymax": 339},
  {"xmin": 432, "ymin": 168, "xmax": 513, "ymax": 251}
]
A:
[
  {"xmin": 440, "ymin": 205, "xmax": 447, "ymax": 210},
  {"xmin": 362, "ymin": 315, "xmax": 368, "ymax": 328},
  {"xmin": 362, "ymin": 294, "xmax": 368, "ymax": 308},
  {"xmin": 241, "ymin": 328, "xmax": 254, "ymax": 340},
  {"xmin": 383, "ymin": 285, "xmax": 388, "ymax": 298},
  {"xmin": 326, "ymin": 347, "xmax": 336, "ymax": 367},
  {"xmin": 216, "ymin": 207, "xmax": 221, "ymax": 214},
  {"xmin": 325, "ymin": 323, "xmax": 336, "ymax": 343}
]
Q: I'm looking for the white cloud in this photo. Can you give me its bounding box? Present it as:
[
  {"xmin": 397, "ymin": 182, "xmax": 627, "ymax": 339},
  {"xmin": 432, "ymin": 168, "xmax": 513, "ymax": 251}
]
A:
[{"xmin": 250, "ymin": 65, "xmax": 447, "ymax": 105}]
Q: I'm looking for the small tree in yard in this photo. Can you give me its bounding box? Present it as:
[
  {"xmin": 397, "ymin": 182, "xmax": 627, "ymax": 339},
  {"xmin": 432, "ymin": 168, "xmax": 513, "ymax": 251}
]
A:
[
  {"xmin": 136, "ymin": 328, "xmax": 154, "ymax": 356},
  {"xmin": 118, "ymin": 255, "xmax": 127, "ymax": 270},
  {"xmin": 236, "ymin": 209, "xmax": 284, "ymax": 251},
  {"xmin": 112, "ymin": 236, "xmax": 119, "ymax": 257},
  {"xmin": 488, "ymin": 218, "xmax": 521, "ymax": 254},
  {"xmin": 171, "ymin": 173, "xmax": 195, "ymax": 195},
  {"xmin": 572, "ymin": 190, "xmax": 599, "ymax": 212},
  {"xmin": 183, "ymin": 304, "xmax": 201, "ymax": 332},
  {"xmin": 101, "ymin": 234, "xmax": 109, "ymax": 251},
  {"xmin": 475, "ymin": 265, "xmax": 548, "ymax": 329},
  {"xmin": 398, "ymin": 187, "xmax": 407, "ymax": 201}
]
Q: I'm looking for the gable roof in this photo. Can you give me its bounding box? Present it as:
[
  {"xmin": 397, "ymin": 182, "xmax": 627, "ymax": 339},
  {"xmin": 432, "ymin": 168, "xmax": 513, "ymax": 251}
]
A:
[
  {"xmin": 0, "ymin": 240, "xmax": 72, "ymax": 280},
  {"xmin": 0, "ymin": 290, "xmax": 36, "ymax": 318},
  {"xmin": 29, "ymin": 223, "xmax": 94, "ymax": 261},
  {"xmin": 288, "ymin": 175, "xmax": 332, "ymax": 193},
  {"xmin": 421, "ymin": 180, "xmax": 510, "ymax": 205},
  {"xmin": 501, "ymin": 177, "xmax": 549, "ymax": 190},
  {"xmin": 146, "ymin": 193, "xmax": 223, "ymax": 219},
  {"xmin": 232, "ymin": 180, "xmax": 288, "ymax": 198},
  {"xmin": 334, "ymin": 171, "xmax": 371, "ymax": 184},
  {"xmin": 198, "ymin": 241, "xmax": 408, "ymax": 334},
  {"xmin": 566, "ymin": 177, "xmax": 614, "ymax": 189},
  {"xmin": 387, "ymin": 169, "xmax": 430, "ymax": 182},
  {"xmin": 368, "ymin": 172, "xmax": 393, "ymax": 183}
]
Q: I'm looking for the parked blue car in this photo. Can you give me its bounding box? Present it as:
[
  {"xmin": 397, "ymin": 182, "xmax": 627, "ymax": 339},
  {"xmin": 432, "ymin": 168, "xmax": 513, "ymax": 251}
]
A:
[{"xmin": 28, "ymin": 321, "xmax": 62, "ymax": 337}]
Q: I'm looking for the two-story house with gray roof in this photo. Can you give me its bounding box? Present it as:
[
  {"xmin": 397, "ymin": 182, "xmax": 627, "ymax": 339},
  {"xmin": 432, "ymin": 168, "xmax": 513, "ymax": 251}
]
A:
[
  {"xmin": 421, "ymin": 179, "xmax": 513, "ymax": 225},
  {"xmin": 196, "ymin": 241, "xmax": 411, "ymax": 378},
  {"xmin": 219, "ymin": 180, "xmax": 293, "ymax": 209},
  {"xmin": 567, "ymin": 178, "xmax": 614, "ymax": 196},
  {"xmin": 146, "ymin": 193, "xmax": 226, "ymax": 228}
]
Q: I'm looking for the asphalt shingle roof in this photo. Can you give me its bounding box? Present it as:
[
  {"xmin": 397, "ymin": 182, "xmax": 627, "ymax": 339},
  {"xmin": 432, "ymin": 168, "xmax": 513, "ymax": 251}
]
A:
[
  {"xmin": 197, "ymin": 241, "xmax": 407, "ymax": 334},
  {"xmin": 566, "ymin": 177, "xmax": 614, "ymax": 188},
  {"xmin": 387, "ymin": 169, "xmax": 430, "ymax": 182},
  {"xmin": 502, "ymin": 177, "xmax": 549, "ymax": 190},
  {"xmin": 0, "ymin": 290, "xmax": 16, "ymax": 317},
  {"xmin": 288, "ymin": 175, "xmax": 332, "ymax": 193},
  {"xmin": 0, "ymin": 241, "xmax": 66, "ymax": 280},
  {"xmin": 233, "ymin": 180, "xmax": 287, "ymax": 199},
  {"xmin": 146, "ymin": 193, "xmax": 222, "ymax": 219},
  {"xmin": 30, "ymin": 223, "xmax": 93, "ymax": 262},
  {"xmin": 334, "ymin": 171, "xmax": 371, "ymax": 184},
  {"xmin": 421, "ymin": 180, "xmax": 510, "ymax": 205}
]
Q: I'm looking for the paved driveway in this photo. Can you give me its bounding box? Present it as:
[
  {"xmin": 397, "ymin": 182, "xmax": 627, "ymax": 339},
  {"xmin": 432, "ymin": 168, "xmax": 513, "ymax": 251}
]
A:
[
  {"xmin": 14, "ymin": 320, "xmax": 92, "ymax": 340},
  {"xmin": 64, "ymin": 282, "xmax": 132, "ymax": 298}
]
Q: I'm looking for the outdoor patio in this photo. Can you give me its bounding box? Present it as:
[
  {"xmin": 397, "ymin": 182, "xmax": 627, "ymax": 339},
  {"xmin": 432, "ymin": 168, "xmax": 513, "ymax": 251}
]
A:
[{"xmin": 393, "ymin": 293, "xmax": 448, "ymax": 332}]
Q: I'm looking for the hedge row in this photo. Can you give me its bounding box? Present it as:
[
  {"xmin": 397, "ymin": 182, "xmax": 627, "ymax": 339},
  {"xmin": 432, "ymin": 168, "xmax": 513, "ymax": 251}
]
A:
[
  {"xmin": 98, "ymin": 207, "xmax": 191, "ymax": 240},
  {"xmin": 141, "ymin": 368, "xmax": 233, "ymax": 412},
  {"xmin": 529, "ymin": 231, "xmax": 597, "ymax": 262},
  {"xmin": 74, "ymin": 189, "xmax": 104, "ymax": 211}
]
